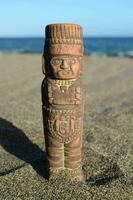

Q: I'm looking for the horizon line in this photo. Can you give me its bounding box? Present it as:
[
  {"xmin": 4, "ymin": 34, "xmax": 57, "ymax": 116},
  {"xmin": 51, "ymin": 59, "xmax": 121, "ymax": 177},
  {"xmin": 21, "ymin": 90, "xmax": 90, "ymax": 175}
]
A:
[{"xmin": 0, "ymin": 35, "xmax": 133, "ymax": 38}]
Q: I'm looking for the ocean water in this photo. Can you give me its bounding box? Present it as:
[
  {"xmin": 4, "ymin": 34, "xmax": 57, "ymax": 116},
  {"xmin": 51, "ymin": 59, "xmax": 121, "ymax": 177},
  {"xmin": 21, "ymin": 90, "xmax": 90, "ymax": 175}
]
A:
[{"xmin": 0, "ymin": 37, "xmax": 133, "ymax": 57}]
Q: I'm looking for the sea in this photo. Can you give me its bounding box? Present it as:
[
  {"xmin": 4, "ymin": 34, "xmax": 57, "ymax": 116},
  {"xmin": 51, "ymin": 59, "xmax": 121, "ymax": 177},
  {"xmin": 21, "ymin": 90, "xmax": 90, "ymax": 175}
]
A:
[{"xmin": 0, "ymin": 37, "xmax": 133, "ymax": 57}]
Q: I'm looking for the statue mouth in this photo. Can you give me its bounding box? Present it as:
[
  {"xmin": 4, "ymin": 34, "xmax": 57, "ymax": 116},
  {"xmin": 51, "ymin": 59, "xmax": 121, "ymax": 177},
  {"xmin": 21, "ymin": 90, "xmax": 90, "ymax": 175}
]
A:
[{"xmin": 58, "ymin": 70, "xmax": 72, "ymax": 75}]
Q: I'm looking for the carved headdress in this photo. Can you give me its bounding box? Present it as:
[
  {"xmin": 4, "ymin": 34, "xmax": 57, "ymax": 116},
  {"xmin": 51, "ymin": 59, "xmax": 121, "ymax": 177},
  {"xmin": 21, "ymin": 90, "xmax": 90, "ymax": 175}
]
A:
[{"xmin": 44, "ymin": 24, "xmax": 83, "ymax": 56}]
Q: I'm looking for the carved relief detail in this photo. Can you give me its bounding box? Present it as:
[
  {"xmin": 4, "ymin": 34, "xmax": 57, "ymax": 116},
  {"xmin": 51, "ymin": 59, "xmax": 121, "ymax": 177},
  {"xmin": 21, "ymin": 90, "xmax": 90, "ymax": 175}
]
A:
[
  {"xmin": 42, "ymin": 23, "xmax": 84, "ymax": 181},
  {"xmin": 47, "ymin": 109, "xmax": 82, "ymax": 143},
  {"xmin": 47, "ymin": 78, "xmax": 82, "ymax": 105},
  {"xmin": 42, "ymin": 78, "xmax": 83, "ymax": 144}
]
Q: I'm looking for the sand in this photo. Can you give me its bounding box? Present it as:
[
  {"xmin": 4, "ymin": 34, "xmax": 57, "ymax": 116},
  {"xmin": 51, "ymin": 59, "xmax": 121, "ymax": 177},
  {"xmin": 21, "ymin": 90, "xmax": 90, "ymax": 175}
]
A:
[{"xmin": 0, "ymin": 54, "xmax": 133, "ymax": 199}]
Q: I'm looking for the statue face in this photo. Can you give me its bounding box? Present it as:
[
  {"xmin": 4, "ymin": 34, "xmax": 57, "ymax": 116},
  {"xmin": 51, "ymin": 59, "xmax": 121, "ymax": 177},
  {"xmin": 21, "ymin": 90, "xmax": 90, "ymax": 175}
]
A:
[{"xmin": 50, "ymin": 55, "xmax": 82, "ymax": 79}]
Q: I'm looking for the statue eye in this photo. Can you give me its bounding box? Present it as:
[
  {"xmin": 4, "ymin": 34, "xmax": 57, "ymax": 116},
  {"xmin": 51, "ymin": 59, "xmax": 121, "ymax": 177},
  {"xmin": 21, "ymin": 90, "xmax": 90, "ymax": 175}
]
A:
[
  {"xmin": 67, "ymin": 59, "xmax": 75, "ymax": 65},
  {"xmin": 51, "ymin": 58, "xmax": 62, "ymax": 66},
  {"xmin": 71, "ymin": 59, "xmax": 76, "ymax": 64}
]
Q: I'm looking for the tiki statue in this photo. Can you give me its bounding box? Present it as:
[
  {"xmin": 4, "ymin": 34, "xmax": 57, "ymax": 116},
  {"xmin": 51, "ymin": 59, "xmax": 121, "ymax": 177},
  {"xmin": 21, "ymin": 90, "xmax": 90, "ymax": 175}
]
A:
[{"xmin": 41, "ymin": 24, "xmax": 84, "ymax": 181}]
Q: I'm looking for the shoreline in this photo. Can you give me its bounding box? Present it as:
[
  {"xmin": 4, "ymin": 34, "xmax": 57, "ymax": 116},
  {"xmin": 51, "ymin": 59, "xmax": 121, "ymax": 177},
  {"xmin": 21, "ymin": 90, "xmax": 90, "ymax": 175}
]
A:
[{"xmin": 0, "ymin": 51, "xmax": 133, "ymax": 58}]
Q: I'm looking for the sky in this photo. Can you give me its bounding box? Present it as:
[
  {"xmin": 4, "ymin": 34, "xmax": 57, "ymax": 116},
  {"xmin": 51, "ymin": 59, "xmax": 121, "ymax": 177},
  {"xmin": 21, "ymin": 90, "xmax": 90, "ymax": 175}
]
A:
[{"xmin": 0, "ymin": 0, "xmax": 133, "ymax": 37}]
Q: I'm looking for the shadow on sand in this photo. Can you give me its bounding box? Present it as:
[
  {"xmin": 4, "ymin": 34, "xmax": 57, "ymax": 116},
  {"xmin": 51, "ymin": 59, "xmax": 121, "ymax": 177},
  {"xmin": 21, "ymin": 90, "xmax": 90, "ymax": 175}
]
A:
[{"xmin": 0, "ymin": 117, "xmax": 48, "ymax": 179}]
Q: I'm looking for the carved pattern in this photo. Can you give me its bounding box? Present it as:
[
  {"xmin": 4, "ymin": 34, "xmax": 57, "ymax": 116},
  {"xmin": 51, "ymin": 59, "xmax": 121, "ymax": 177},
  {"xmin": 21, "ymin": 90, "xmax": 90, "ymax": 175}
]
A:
[
  {"xmin": 47, "ymin": 78, "xmax": 82, "ymax": 105},
  {"xmin": 46, "ymin": 38, "xmax": 82, "ymax": 45},
  {"xmin": 45, "ymin": 24, "xmax": 82, "ymax": 45},
  {"xmin": 42, "ymin": 23, "xmax": 84, "ymax": 181},
  {"xmin": 49, "ymin": 167, "xmax": 62, "ymax": 180},
  {"xmin": 47, "ymin": 110, "xmax": 82, "ymax": 143},
  {"xmin": 67, "ymin": 167, "xmax": 84, "ymax": 181},
  {"xmin": 42, "ymin": 78, "xmax": 83, "ymax": 143}
]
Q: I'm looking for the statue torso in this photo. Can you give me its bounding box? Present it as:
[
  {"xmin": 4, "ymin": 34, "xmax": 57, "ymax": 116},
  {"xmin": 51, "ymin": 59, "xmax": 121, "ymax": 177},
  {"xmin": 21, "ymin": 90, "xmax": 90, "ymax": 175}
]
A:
[{"xmin": 42, "ymin": 78, "xmax": 84, "ymax": 143}]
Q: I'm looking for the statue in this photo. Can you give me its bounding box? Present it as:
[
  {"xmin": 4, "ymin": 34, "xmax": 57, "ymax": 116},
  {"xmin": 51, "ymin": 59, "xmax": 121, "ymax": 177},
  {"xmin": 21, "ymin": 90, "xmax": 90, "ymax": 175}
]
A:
[{"xmin": 41, "ymin": 24, "xmax": 84, "ymax": 181}]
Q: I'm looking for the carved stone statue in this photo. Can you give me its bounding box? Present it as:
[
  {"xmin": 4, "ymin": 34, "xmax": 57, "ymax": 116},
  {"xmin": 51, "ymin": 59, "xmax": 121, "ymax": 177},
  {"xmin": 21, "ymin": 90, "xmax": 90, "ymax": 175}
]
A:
[{"xmin": 41, "ymin": 24, "xmax": 84, "ymax": 181}]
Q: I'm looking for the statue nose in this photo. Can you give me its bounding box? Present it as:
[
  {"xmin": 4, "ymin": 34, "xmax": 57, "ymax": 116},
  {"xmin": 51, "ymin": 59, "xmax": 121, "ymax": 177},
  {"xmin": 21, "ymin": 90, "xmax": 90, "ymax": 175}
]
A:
[{"xmin": 60, "ymin": 60, "xmax": 68, "ymax": 69}]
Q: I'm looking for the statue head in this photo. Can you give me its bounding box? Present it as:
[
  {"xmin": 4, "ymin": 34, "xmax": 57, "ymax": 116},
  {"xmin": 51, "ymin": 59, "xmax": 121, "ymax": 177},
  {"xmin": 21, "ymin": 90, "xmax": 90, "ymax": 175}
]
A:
[{"xmin": 42, "ymin": 24, "xmax": 83, "ymax": 80}]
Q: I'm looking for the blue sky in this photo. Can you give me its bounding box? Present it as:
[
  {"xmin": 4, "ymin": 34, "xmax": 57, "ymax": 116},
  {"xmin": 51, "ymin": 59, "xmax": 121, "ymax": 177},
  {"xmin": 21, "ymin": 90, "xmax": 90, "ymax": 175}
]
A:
[{"xmin": 0, "ymin": 0, "xmax": 133, "ymax": 37}]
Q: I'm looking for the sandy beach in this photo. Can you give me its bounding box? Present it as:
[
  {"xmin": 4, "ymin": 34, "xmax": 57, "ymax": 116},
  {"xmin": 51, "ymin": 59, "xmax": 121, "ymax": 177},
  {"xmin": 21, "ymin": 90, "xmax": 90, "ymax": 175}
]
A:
[{"xmin": 0, "ymin": 54, "xmax": 133, "ymax": 199}]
